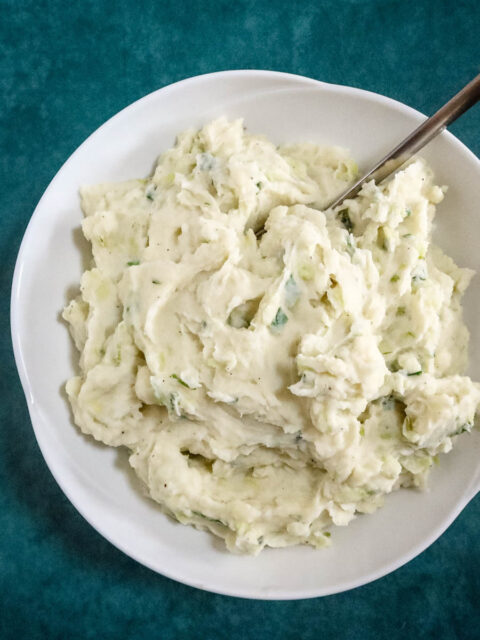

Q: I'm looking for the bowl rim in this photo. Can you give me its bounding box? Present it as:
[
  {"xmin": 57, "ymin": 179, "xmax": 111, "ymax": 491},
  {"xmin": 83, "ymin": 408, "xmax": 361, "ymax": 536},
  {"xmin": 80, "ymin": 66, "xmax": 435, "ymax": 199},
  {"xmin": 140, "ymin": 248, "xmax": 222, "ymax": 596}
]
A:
[{"xmin": 10, "ymin": 69, "xmax": 480, "ymax": 599}]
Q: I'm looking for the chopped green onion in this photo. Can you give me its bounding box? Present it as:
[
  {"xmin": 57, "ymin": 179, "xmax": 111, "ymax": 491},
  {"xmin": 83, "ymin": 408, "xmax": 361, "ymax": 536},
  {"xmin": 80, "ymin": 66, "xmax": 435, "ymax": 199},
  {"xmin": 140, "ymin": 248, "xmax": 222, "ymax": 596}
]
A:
[
  {"xmin": 170, "ymin": 374, "xmax": 192, "ymax": 389},
  {"xmin": 270, "ymin": 307, "xmax": 288, "ymax": 331},
  {"xmin": 381, "ymin": 395, "xmax": 396, "ymax": 410},
  {"xmin": 285, "ymin": 275, "xmax": 301, "ymax": 308},
  {"xmin": 451, "ymin": 422, "xmax": 473, "ymax": 436},
  {"xmin": 145, "ymin": 184, "xmax": 156, "ymax": 200},
  {"xmin": 197, "ymin": 153, "xmax": 215, "ymax": 171},
  {"xmin": 412, "ymin": 274, "xmax": 426, "ymax": 285},
  {"xmin": 337, "ymin": 208, "xmax": 354, "ymax": 233},
  {"xmin": 377, "ymin": 227, "xmax": 390, "ymax": 251},
  {"xmin": 346, "ymin": 234, "xmax": 355, "ymax": 256},
  {"xmin": 168, "ymin": 392, "xmax": 181, "ymax": 415}
]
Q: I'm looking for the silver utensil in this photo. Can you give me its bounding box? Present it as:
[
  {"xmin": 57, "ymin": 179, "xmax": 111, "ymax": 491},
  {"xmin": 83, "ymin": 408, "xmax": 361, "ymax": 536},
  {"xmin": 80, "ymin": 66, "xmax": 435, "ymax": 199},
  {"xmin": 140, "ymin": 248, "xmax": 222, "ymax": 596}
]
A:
[{"xmin": 328, "ymin": 72, "xmax": 480, "ymax": 210}]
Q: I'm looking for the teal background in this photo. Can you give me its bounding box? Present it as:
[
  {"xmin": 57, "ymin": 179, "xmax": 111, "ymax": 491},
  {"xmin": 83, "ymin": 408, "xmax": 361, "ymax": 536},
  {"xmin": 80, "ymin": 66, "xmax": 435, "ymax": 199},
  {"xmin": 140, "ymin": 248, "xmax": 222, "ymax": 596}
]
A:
[{"xmin": 2, "ymin": 0, "xmax": 480, "ymax": 637}]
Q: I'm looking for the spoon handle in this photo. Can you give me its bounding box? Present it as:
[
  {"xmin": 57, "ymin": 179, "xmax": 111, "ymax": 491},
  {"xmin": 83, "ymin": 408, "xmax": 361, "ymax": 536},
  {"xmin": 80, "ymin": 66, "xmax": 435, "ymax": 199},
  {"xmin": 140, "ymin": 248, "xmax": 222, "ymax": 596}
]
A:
[{"xmin": 328, "ymin": 72, "xmax": 480, "ymax": 209}]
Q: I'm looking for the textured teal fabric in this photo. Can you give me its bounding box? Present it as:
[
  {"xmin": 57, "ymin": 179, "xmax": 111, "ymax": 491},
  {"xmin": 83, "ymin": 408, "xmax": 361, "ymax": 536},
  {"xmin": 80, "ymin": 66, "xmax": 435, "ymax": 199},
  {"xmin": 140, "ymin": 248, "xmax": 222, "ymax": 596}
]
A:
[{"xmin": 2, "ymin": 0, "xmax": 480, "ymax": 637}]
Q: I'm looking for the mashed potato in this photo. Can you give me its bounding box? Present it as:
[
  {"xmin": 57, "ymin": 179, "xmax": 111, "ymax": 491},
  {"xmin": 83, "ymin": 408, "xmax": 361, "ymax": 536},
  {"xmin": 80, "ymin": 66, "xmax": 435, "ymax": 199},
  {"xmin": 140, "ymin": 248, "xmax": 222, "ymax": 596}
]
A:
[{"xmin": 63, "ymin": 118, "xmax": 480, "ymax": 554}]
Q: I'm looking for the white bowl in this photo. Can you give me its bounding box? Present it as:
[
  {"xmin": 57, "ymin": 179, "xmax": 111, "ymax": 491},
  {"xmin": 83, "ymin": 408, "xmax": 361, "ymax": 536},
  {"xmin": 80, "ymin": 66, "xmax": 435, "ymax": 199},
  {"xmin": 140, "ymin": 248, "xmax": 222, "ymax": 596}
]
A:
[{"xmin": 11, "ymin": 70, "xmax": 480, "ymax": 600}]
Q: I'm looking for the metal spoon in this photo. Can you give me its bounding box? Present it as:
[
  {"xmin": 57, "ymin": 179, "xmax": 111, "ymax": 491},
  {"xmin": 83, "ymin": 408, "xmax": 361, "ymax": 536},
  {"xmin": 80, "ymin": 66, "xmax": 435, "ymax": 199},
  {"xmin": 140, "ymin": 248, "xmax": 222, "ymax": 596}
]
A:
[{"xmin": 327, "ymin": 72, "xmax": 480, "ymax": 210}]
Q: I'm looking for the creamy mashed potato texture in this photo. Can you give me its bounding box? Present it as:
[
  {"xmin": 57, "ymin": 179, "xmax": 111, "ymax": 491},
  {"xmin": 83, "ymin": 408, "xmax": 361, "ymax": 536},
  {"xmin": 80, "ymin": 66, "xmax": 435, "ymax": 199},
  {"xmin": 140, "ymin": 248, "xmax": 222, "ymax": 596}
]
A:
[{"xmin": 63, "ymin": 118, "xmax": 480, "ymax": 554}]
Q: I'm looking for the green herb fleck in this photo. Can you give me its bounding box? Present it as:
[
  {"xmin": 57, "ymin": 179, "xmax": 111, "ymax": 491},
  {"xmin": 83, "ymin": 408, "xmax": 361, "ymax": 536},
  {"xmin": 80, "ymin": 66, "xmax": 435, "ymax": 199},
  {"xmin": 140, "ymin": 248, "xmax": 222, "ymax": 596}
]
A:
[
  {"xmin": 412, "ymin": 274, "xmax": 426, "ymax": 288},
  {"xmin": 152, "ymin": 279, "xmax": 161, "ymax": 285},
  {"xmin": 346, "ymin": 234, "xmax": 355, "ymax": 256},
  {"xmin": 256, "ymin": 181, "xmax": 263, "ymax": 190},
  {"xmin": 337, "ymin": 208, "xmax": 354, "ymax": 233},
  {"xmin": 145, "ymin": 184, "xmax": 156, "ymax": 200},
  {"xmin": 170, "ymin": 374, "xmax": 192, "ymax": 388},
  {"xmin": 390, "ymin": 274, "xmax": 400, "ymax": 282},
  {"xmin": 127, "ymin": 260, "xmax": 140, "ymax": 266},
  {"xmin": 168, "ymin": 392, "xmax": 182, "ymax": 416},
  {"xmin": 377, "ymin": 226, "xmax": 390, "ymax": 251},
  {"xmin": 270, "ymin": 307, "xmax": 288, "ymax": 331},
  {"xmin": 381, "ymin": 394, "xmax": 396, "ymax": 410},
  {"xmin": 407, "ymin": 370, "xmax": 422, "ymax": 376},
  {"xmin": 405, "ymin": 208, "xmax": 412, "ymax": 217},
  {"xmin": 197, "ymin": 153, "xmax": 215, "ymax": 171},
  {"xmin": 285, "ymin": 275, "xmax": 301, "ymax": 308},
  {"xmin": 451, "ymin": 422, "xmax": 473, "ymax": 436},
  {"xmin": 324, "ymin": 531, "xmax": 331, "ymax": 538},
  {"xmin": 396, "ymin": 306, "xmax": 406, "ymax": 316}
]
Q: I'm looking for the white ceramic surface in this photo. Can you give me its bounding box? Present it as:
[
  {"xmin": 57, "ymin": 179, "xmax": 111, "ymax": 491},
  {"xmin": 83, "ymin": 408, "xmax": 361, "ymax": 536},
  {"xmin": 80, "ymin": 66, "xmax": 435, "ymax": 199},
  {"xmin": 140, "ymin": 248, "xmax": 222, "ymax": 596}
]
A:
[{"xmin": 11, "ymin": 70, "xmax": 480, "ymax": 600}]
